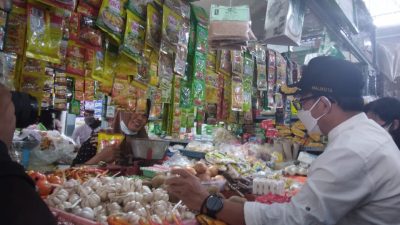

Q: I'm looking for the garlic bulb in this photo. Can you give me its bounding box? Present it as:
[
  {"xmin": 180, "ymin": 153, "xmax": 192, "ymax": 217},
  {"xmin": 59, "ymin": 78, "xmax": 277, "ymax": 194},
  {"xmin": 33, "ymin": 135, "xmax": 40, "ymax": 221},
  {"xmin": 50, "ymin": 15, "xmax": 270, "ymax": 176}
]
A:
[
  {"xmin": 123, "ymin": 201, "xmax": 141, "ymax": 212},
  {"xmin": 123, "ymin": 212, "xmax": 140, "ymax": 224},
  {"xmin": 68, "ymin": 193, "xmax": 81, "ymax": 205},
  {"xmin": 81, "ymin": 193, "xmax": 101, "ymax": 208},
  {"xmin": 80, "ymin": 207, "xmax": 94, "ymax": 220}
]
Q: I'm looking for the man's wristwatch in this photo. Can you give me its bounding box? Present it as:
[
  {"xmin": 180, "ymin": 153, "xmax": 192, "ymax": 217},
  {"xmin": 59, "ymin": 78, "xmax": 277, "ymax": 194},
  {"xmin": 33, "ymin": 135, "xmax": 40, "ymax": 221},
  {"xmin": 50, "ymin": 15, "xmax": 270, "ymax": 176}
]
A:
[{"xmin": 201, "ymin": 194, "xmax": 224, "ymax": 218}]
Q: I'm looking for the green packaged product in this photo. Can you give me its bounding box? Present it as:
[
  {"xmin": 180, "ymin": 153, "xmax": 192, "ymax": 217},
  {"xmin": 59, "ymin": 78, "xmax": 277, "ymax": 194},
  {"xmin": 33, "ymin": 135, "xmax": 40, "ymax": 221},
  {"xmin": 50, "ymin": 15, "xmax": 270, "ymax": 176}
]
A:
[
  {"xmin": 192, "ymin": 79, "xmax": 205, "ymax": 106},
  {"xmin": 195, "ymin": 25, "xmax": 208, "ymax": 53},
  {"xmin": 193, "ymin": 51, "xmax": 206, "ymax": 79}
]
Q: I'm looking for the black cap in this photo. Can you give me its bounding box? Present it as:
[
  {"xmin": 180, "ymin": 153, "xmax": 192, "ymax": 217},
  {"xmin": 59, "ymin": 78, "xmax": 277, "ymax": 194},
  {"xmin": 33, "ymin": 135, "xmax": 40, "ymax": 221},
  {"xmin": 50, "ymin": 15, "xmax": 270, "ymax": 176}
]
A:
[{"xmin": 290, "ymin": 56, "xmax": 364, "ymax": 98}]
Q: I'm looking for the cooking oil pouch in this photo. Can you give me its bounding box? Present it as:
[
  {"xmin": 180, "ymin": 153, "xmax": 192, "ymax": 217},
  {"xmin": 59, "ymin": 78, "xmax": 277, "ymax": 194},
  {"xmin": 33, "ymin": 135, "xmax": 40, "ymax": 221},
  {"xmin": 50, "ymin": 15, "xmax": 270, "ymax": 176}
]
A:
[
  {"xmin": 26, "ymin": 4, "xmax": 64, "ymax": 64},
  {"xmin": 96, "ymin": 0, "xmax": 127, "ymax": 43},
  {"xmin": 145, "ymin": 3, "xmax": 162, "ymax": 49},
  {"xmin": 121, "ymin": 10, "xmax": 145, "ymax": 64}
]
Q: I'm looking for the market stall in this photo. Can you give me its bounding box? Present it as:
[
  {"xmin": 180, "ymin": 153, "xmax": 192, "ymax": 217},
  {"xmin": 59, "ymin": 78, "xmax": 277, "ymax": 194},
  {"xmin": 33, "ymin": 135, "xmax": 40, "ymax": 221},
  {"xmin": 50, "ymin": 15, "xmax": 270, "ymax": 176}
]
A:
[{"xmin": 0, "ymin": 0, "xmax": 377, "ymax": 224}]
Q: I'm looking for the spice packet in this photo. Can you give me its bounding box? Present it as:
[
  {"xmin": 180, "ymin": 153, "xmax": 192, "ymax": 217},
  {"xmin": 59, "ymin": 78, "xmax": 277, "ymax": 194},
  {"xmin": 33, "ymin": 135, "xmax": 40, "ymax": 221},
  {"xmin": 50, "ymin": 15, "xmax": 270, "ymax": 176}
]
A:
[
  {"xmin": 66, "ymin": 41, "xmax": 85, "ymax": 76},
  {"xmin": 145, "ymin": 3, "xmax": 162, "ymax": 49},
  {"xmin": 4, "ymin": 6, "xmax": 26, "ymax": 55},
  {"xmin": 121, "ymin": 10, "xmax": 145, "ymax": 63},
  {"xmin": 96, "ymin": 0, "xmax": 127, "ymax": 43}
]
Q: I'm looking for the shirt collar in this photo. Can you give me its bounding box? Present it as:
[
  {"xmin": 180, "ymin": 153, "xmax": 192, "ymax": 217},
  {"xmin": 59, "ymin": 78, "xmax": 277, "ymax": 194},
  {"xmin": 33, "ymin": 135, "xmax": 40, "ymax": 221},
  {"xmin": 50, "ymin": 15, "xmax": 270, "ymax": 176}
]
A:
[{"xmin": 328, "ymin": 113, "xmax": 367, "ymax": 141}]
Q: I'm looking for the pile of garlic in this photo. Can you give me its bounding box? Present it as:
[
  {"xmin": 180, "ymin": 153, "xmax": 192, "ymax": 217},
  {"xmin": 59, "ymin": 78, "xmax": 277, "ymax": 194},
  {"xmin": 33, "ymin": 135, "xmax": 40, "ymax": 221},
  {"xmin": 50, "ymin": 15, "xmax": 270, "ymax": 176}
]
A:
[{"xmin": 45, "ymin": 176, "xmax": 195, "ymax": 224}]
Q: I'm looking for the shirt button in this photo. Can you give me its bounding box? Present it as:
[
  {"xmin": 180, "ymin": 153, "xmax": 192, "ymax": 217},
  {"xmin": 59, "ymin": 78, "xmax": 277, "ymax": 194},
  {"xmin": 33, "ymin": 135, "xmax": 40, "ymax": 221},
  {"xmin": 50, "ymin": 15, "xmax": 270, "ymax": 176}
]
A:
[{"xmin": 305, "ymin": 206, "xmax": 311, "ymax": 211}]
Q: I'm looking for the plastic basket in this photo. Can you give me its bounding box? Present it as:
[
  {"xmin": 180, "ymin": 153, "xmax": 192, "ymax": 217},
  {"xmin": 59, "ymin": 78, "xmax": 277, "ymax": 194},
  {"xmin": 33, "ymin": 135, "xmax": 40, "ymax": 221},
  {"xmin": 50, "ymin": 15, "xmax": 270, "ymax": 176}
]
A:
[
  {"xmin": 126, "ymin": 138, "xmax": 170, "ymax": 160},
  {"xmin": 179, "ymin": 149, "xmax": 206, "ymax": 159}
]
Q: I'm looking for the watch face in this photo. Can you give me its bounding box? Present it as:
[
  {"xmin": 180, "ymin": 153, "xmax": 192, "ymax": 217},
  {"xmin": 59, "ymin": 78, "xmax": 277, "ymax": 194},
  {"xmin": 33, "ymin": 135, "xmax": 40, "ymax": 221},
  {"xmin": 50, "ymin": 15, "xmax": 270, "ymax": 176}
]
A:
[{"xmin": 206, "ymin": 195, "xmax": 223, "ymax": 212}]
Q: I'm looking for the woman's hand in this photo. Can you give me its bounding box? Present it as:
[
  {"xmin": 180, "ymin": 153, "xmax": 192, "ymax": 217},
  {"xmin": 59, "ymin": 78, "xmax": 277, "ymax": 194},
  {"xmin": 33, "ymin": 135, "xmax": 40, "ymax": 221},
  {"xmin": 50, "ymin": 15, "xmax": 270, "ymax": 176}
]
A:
[{"xmin": 85, "ymin": 144, "xmax": 119, "ymax": 164}]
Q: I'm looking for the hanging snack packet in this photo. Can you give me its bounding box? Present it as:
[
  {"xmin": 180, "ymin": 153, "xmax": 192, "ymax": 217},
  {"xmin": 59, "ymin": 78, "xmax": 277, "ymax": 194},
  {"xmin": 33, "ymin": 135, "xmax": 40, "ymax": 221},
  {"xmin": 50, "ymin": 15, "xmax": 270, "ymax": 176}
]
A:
[
  {"xmin": 37, "ymin": 0, "xmax": 77, "ymax": 11},
  {"xmin": 126, "ymin": 0, "xmax": 150, "ymax": 19},
  {"xmin": 4, "ymin": 6, "xmax": 26, "ymax": 55},
  {"xmin": 26, "ymin": 4, "xmax": 64, "ymax": 64},
  {"xmin": 242, "ymin": 53, "xmax": 254, "ymax": 112},
  {"xmin": 96, "ymin": 0, "xmax": 127, "ymax": 43},
  {"xmin": 0, "ymin": 52, "xmax": 18, "ymax": 90},
  {"xmin": 217, "ymin": 50, "xmax": 232, "ymax": 75},
  {"xmin": 160, "ymin": 76, "xmax": 172, "ymax": 103},
  {"xmin": 192, "ymin": 79, "xmax": 205, "ymax": 106},
  {"xmin": 20, "ymin": 74, "xmax": 44, "ymax": 95},
  {"xmin": 82, "ymin": 0, "xmax": 102, "ymax": 9},
  {"xmin": 231, "ymin": 75, "xmax": 244, "ymax": 111},
  {"xmin": 148, "ymin": 52, "xmax": 159, "ymax": 86},
  {"xmin": 121, "ymin": 11, "xmax": 145, "ymax": 63},
  {"xmin": 231, "ymin": 50, "xmax": 244, "ymax": 75},
  {"xmin": 174, "ymin": 45, "xmax": 188, "ymax": 77},
  {"xmin": 193, "ymin": 51, "xmax": 206, "ymax": 79},
  {"xmin": 66, "ymin": 41, "xmax": 85, "ymax": 76},
  {"xmin": 162, "ymin": 5, "xmax": 181, "ymax": 45},
  {"xmin": 91, "ymin": 50, "xmax": 105, "ymax": 80},
  {"xmin": 134, "ymin": 57, "xmax": 150, "ymax": 87},
  {"xmin": 164, "ymin": 0, "xmax": 190, "ymax": 19},
  {"xmin": 80, "ymin": 16, "xmax": 103, "ymax": 49},
  {"xmin": 68, "ymin": 12, "xmax": 80, "ymax": 41},
  {"xmin": 115, "ymin": 54, "xmax": 137, "ymax": 77},
  {"xmin": 145, "ymin": 3, "xmax": 162, "ymax": 49},
  {"xmin": 77, "ymin": 1, "xmax": 99, "ymax": 18},
  {"xmin": 84, "ymin": 78, "xmax": 95, "ymax": 100},
  {"xmin": 196, "ymin": 25, "xmax": 208, "ymax": 53},
  {"xmin": 0, "ymin": 10, "xmax": 6, "ymax": 51}
]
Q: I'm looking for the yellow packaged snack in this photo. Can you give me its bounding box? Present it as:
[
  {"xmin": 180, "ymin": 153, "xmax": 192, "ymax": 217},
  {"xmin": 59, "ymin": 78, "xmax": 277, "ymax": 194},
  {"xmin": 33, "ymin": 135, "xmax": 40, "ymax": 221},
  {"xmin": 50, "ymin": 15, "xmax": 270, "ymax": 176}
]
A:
[
  {"xmin": 97, "ymin": 132, "xmax": 124, "ymax": 153},
  {"xmin": 96, "ymin": 0, "xmax": 127, "ymax": 44},
  {"xmin": 309, "ymin": 133, "xmax": 321, "ymax": 142},
  {"xmin": 291, "ymin": 127, "xmax": 306, "ymax": 138},
  {"xmin": 121, "ymin": 10, "xmax": 145, "ymax": 63}
]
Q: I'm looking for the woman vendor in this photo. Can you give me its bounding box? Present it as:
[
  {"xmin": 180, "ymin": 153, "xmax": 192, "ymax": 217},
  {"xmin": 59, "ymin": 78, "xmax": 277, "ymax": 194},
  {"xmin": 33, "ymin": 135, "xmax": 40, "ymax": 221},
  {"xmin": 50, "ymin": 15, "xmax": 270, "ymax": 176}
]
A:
[{"xmin": 74, "ymin": 100, "xmax": 151, "ymax": 165}]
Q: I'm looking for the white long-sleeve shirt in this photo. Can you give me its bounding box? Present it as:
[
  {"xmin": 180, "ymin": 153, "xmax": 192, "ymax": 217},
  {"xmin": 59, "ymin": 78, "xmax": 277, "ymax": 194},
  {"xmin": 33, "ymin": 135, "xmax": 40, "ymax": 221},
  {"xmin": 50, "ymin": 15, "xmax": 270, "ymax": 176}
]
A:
[
  {"xmin": 71, "ymin": 124, "xmax": 92, "ymax": 148},
  {"xmin": 244, "ymin": 113, "xmax": 400, "ymax": 225}
]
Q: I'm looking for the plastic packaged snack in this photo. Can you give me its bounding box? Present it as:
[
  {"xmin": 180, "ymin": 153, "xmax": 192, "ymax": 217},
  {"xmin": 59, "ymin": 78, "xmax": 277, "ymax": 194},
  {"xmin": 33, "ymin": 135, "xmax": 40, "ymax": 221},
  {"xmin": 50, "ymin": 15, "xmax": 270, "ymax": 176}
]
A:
[
  {"xmin": 79, "ymin": 16, "xmax": 103, "ymax": 49},
  {"xmin": 4, "ymin": 6, "xmax": 26, "ymax": 55},
  {"xmin": 164, "ymin": 0, "xmax": 190, "ymax": 19},
  {"xmin": 162, "ymin": 5, "xmax": 182, "ymax": 45},
  {"xmin": 97, "ymin": 132, "xmax": 124, "ymax": 152},
  {"xmin": 196, "ymin": 24, "xmax": 208, "ymax": 53},
  {"xmin": 84, "ymin": 78, "xmax": 95, "ymax": 100},
  {"xmin": 66, "ymin": 41, "xmax": 85, "ymax": 76},
  {"xmin": 91, "ymin": 50, "xmax": 105, "ymax": 81},
  {"xmin": 121, "ymin": 10, "xmax": 145, "ymax": 63},
  {"xmin": 217, "ymin": 50, "xmax": 232, "ymax": 75},
  {"xmin": 192, "ymin": 79, "xmax": 205, "ymax": 106},
  {"xmin": 0, "ymin": 9, "xmax": 6, "ymax": 51},
  {"xmin": 77, "ymin": 0, "xmax": 99, "ymax": 18},
  {"xmin": 148, "ymin": 52, "xmax": 159, "ymax": 86},
  {"xmin": 145, "ymin": 3, "xmax": 162, "ymax": 49},
  {"xmin": 126, "ymin": 0, "xmax": 150, "ymax": 19},
  {"xmin": 242, "ymin": 53, "xmax": 254, "ymax": 112},
  {"xmin": 160, "ymin": 76, "xmax": 172, "ymax": 103},
  {"xmin": 0, "ymin": 52, "xmax": 18, "ymax": 90},
  {"xmin": 26, "ymin": 4, "xmax": 64, "ymax": 64},
  {"xmin": 231, "ymin": 50, "xmax": 244, "ymax": 75},
  {"xmin": 193, "ymin": 51, "xmax": 206, "ymax": 79},
  {"xmin": 96, "ymin": 0, "xmax": 127, "ymax": 43},
  {"xmin": 231, "ymin": 75, "xmax": 244, "ymax": 111},
  {"xmin": 37, "ymin": 0, "xmax": 77, "ymax": 11},
  {"xmin": 68, "ymin": 12, "xmax": 80, "ymax": 41},
  {"xmin": 134, "ymin": 57, "xmax": 150, "ymax": 86},
  {"xmin": 174, "ymin": 45, "xmax": 187, "ymax": 77}
]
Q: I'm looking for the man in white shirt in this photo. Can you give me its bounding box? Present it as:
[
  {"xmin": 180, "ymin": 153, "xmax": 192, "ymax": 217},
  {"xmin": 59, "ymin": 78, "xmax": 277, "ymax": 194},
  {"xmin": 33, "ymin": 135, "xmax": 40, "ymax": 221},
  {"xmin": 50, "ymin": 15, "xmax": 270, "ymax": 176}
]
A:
[
  {"xmin": 166, "ymin": 56, "xmax": 400, "ymax": 225},
  {"xmin": 71, "ymin": 110, "xmax": 96, "ymax": 148}
]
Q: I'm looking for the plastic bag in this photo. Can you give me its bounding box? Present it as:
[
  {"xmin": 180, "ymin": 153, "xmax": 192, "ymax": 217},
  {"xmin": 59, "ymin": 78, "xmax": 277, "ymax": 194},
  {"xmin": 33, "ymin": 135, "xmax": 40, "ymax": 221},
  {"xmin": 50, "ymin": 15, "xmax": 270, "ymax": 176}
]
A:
[
  {"xmin": 0, "ymin": 52, "xmax": 18, "ymax": 90},
  {"xmin": 121, "ymin": 10, "xmax": 145, "ymax": 63},
  {"xmin": 26, "ymin": 4, "xmax": 64, "ymax": 64},
  {"xmin": 0, "ymin": 9, "xmax": 6, "ymax": 51},
  {"xmin": 96, "ymin": 0, "xmax": 127, "ymax": 43}
]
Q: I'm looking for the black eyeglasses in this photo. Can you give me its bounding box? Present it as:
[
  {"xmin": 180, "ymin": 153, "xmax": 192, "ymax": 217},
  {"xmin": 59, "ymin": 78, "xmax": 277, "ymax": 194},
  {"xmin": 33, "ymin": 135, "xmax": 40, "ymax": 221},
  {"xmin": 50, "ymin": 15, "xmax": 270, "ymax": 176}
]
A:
[{"xmin": 292, "ymin": 96, "xmax": 316, "ymax": 110}]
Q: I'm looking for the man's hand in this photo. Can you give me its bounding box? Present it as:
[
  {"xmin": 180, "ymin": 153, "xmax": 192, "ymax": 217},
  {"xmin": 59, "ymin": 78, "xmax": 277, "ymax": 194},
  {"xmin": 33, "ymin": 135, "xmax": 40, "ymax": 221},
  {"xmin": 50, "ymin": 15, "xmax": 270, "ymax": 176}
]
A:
[
  {"xmin": 165, "ymin": 168, "xmax": 210, "ymax": 211},
  {"xmin": 0, "ymin": 85, "xmax": 15, "ymax": 149}
]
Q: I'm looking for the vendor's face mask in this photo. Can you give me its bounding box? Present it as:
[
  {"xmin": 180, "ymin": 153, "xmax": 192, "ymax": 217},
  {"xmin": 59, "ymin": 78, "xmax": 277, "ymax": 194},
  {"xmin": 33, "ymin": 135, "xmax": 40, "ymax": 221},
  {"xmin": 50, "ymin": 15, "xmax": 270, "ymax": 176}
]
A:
[{"xmin": 297, "ymin": 97, "xmax": 331, "ymax": 134}]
